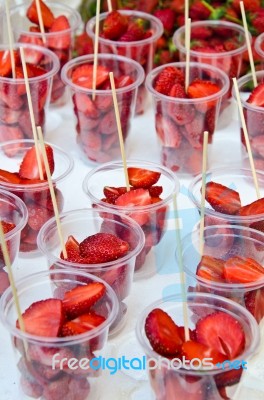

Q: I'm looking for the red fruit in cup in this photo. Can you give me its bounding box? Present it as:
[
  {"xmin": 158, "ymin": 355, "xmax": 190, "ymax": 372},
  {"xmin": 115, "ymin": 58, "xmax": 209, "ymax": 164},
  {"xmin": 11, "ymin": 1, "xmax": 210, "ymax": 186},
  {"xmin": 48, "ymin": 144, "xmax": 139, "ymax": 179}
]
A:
[
  {"xmin": 19, "ymin": 144, "xmax": 54, "ymax": 180},
  {"xmin": 127, "ymin": 167, "xmax": 161, "ymax": 188},
  {"xmin": 205, "ymin": 182, "xmax": 241, "ymax": 215},
  {"xmin": 102, "ymin": 10, "xmax": 129, "ymax": 40},
  {"xmin": 223, "ymin": 256, "xmax": 264, "ymax": 284},
  {"xmin": 72, "ymin": 64, "xmax": 109, "ymax": 89},
  {"xmin": 196, "ymin": 255, "xmax": 225, "ymax": 283},
  {"xmin": 61, "ymin": 312, "xmax": 106, "ymax": 337},
  {"xmin": 26, "ymin": 0, "xmax": 55, "ymax": 29}
]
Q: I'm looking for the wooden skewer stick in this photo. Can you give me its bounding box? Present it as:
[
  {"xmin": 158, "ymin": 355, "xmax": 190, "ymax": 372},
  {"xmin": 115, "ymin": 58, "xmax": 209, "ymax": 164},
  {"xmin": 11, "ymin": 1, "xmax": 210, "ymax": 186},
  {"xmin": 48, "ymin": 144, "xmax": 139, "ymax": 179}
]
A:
[
  {"xmin": 173, "ymin": 194, "xmax": 190, "ymax": 342},
  {"xmin": 199, "ymin": 131, "xmax": 209, "ymax": 256},
  {"xmin": 92, "ymin": 0, "xmax": 101, "ymax": 101},
  {"xmin": 35, "ymin": 0, "xmax": 46, "ymax": 44},
  {"xmin": 0, "ymin": 220, "xmax": 26, "ymax": 338},
  {"xmin": 4, "ymin": 0, "xmax": 16, "ymax": 78},
  {"xmin": 107, "ymin": 0, "xmax": 112, "ymax": 13},
  {"xmin": 233, "ymin": 77, "xmax": 260, "ymax": 198},
  {"xmin": 184, "ymin": 0, "xmax": 189, "ymax": 32},
  {"xmin": 185, "ymin": 18, "xmax": 191, "ymax": 92},
  {"xmin": 240, "ymin": 1, "xmax": 257, "ymax": 87},
  {"xmin": 109, "ymin": 72, "xmax": 130, "ymax": 192},
  {"xmin": 19, "ymin": 47, "xmax": 44, "ymax": 180},
  {"xmin": 36, "ymin": 126, "xmax": 67, "ymax": 259}
]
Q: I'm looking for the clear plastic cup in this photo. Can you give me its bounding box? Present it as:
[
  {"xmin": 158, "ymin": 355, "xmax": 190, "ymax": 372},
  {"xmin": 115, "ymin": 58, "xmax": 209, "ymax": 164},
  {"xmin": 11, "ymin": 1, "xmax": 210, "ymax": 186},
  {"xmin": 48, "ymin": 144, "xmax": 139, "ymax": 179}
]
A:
[
  {"xmin": 0, "ymin": 269, "xmax": 118, "ymax": 400},
  {"xmin": 146, "ymin": 61, "xmax": 229, "ymax": 176},
  {"xmin": 61, "ymin": 53, "xmax": 144, "ymax": 164},
  {"xmin": 82, "ymin": 160, "xmax": 179, "ymax": 279},
  {"xmin": 0, "ymin": 139, "xmax": 73, "ymax": 253},
  {"xmin": 37, "ymin": 208, "xmax": 144, "ymax": 336},
  {"xmin": 0, "ymin": 189, "xmax": 28, "ymax": 296},
  {"xmin": 0, "ymin": 42, "xmax": 59, "ymax": 139},
  {"xmin": 86, "ymin": 10, "xmax": 163, "ymax": 115},
  {"xmin": 2, "ymin": 1, "xmax": 81, "ymax": 106},
  {"xmin": 173, "ymin": 20, "xmax": 248, "ymax": 105},
  {"xmin": 255, "ymin": 32, "xmax": 264, "ymax": 69},
  {"xmin": 232, "ymin": 71, "xmax": 264, "ymax": 168},
  {"xmin": 136, "ymin": 293, "xmax": 260, "ymax": 400},
  {"xmin": 188, "ymin": 166, "xmax": 264, "ymax": 230},
  {"xmin": 182, "ymin": 224, "xmax": 264, "ymax": 323}
]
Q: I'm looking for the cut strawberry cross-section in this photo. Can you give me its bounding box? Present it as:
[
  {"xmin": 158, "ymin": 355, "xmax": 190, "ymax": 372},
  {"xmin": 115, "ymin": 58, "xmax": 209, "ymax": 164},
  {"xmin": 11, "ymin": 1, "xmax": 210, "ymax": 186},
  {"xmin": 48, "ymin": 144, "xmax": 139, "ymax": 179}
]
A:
[
  {"xmin": 182, "ymin": 340, "xmax": 226, "ymax": 364},
  {"xmin": 61, "ymin": 312, "xmax": 106, "ymax": 337},
  {"xmin": 72, "ymin": 64, "xmax": 109, "ymax": 89},
  {"xmin": 18, "ymin": 144, "xmax": 54, "ymax": 180},
  {"xmin": 196, "ymin": 311, "xmax": 245, "ymax": 359},
  {"xmin": 247, "ymin": 82, "xmax": 264, "ymax": 107},
  {"xmin": 48, "ymin": 15, "xmax": 71, "ymax": 50},
  {"xmin": 127, "ymin": 167, "xmax": 161, "ymax": 188},
  {"xmin": 205, "ymin": 182, "xmax": 241, "ymax": 215},
  {"xmin": 79, "ymin": 232, "xmax": 129, "ymax": 263},
  {"xmin": 115, "ymin": 188, "xmax": 152, "ymax": 225},
  {"xmin": 236, "ymin": 197, "xmax": 264, "ymax": 216},
  {"xmin": 145, "ymin": 308, "xmax": 183, "ymax": 357},
  {"xmin": 26, "ymin": 0, "xmax": 55, "ymax": 29},
  {"xmin": 223, "ymin": 256, "xmax": 264, "ymax": 284},
  {"xmin": 62, "ymin": 282, "xmax": 106, "ymax": 319},
  {"xmin": 17, "ymin": 299, "xmax": 64, "ymax": 337},
  {"xmin": 196, "ymin": 255, "xmax": 225, "ymax": 282},
  {"xmin": 187, "ymin": 80, "xmax": 221, "ymax": 112}
]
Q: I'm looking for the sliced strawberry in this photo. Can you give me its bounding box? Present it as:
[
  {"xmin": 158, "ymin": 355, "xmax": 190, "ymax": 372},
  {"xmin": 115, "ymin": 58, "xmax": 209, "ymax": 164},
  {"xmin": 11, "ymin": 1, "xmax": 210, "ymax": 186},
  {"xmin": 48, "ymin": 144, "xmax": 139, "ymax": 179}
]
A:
[
  {"xmin": 0, "ymin": 50, "xmax": 19, "ymax": 77},
  {"xmin": 187, "ymin": 79, "xmax": 221, "ymax": 112},
  {"xmin": 154, "ymin": 66, "xmax": 184, "ymax": 95},
  {"xmin": 182, "ymin": 340, "xmax": 226, "ymax": 364},
  {"xmin": 0, "ymin": 125, "xmax": 24, "ymax": 156},
  {"xmin": 18, "ymin": 144, "xmax": 54, "ymax": 180},
  {"xmin": 223, "ymin": 256, "xmax": 264, "ymax": 284},
  {"xmin": 72, "ymin": 64, "xmax": 109, "ymax": 89},
  {"xmin": 214, "ymin": 368, "xmax": 243, "ymax": 388},
  {"xmin": 61, "ymin": 312, "xmax": 106, "ymax": 337},
  {"xmin": 244, "ymin": 288, "xmax": 264, "ymax": 323},
  {"xmin": 0, "ymin": 271, "xmax": 10, "ymax": 295},
  {"xmin": 119, "ymin": 21, "xmax": 145, "ymax": 42},
  {"xmin": 115, "ymin": 75, "xmax": 134, "ymax": 88},
  {"xmin": 115, "ymin": 188, "xmax": 152, "ymax": 225},
  {"xmin": 17, "ymin": 299, "xmax": 63, "ymax": 337},
  {"xmin": 196, "ymin": 311, "xmax": 245, "ymax": 359},
  {"xmin": 196, "ymin": 255, "xmax": 225, "ymax": 282},
  {"xmin": 18, "ymin": 34, "xmax": 44, "ymax": 64},
  {"xmin": 26, "ymin": 0, "xmax": 55, "ymax": 29},
  {"xmin": 73, "ymin": 93, "xmax": 99, "ymax": 118},
  {"xmin": 164, "ymin": 372, "xmax": 204, "ymax": 400},
  {"xmin": 60, "ymin": 235, "xmax": 92, "ymax": 264},
  {"xmin": 62, "ymin": 282, "xmax": 106, "ymax": 319},
  {"xmin": 0, "ymin": 169, "xmax": 21, "ymax": 184},
  {"xmin": 127, "ymin": 167, "xmax": 161, "ymax": 188},
  {"xmin": 48, "ymin": 15, "xmax": 71, "ymax": 49},
  {"xmin": 79, "ymin": 232, "xmax": 129, "ymax": 263},
  {"xmin": 0, "ymin": 105, "xmax": 21, "ymax": 125},
  {"xmin": 148, "ymin": 185, "xmax": 163, "ymax": 197},
  {"xmin": 205, "ymin": 182, "xmax": 241, "ymax": 215},
  {"xmin": 102, "ymin": 10, "xmax": 129, "ymax": 40},
  {"xmin": 237, "ymin": 197, "xmax": 264, "ymax": 216},
  {"xmin": 27, "ymin": 204, "xmax": 52, "ymax": 231},
  {"xmin": 155, "ymin": 113, "xmax": 182, "ymax": 148},
  {"xmin": 247, "ymin": 82, "xmax": 264, "ymax": 107},
  {"xmin": 28, "ymin": 345, "xmax": 73, "ymax": 368},
  {"xmin": 103, "ymin": 186, "xmax": 127, "ymax": 202},
  {"xmin": 145, "ymin": 308, "xmax": 183, "ymax": 357}
]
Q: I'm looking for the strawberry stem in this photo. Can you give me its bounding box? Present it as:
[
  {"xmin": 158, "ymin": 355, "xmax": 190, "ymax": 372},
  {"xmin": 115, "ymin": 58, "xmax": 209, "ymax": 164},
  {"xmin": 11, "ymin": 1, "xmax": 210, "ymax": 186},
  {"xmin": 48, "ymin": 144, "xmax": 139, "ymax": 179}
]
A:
[
  {"xmin": 201, "ymin": 0, "xmax": 214, "ymax": 13},
  {"xmin": 225, "ymin": 14, "xmax": 243, "ymax": 25}
]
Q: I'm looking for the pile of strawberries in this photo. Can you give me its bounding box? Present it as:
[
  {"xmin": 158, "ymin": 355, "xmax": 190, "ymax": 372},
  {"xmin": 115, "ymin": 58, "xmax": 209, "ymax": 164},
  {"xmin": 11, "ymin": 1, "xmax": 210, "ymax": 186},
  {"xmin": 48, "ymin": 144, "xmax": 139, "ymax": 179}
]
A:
[
  {"xmin": 0, "ymin": 49, "xmax": 50, "ymax": 142},
  {"xmin": 16, "ymin": 281, "xmax": 108, "ymax": 399},
  {"xmin": 0, "ymin": 221, "xmax": 16, "ymax": 297},
  {"xmin": 76, "ymin": 0, "xmax": 264, "ymax": 72},
  {"xmin": 0, "ymin": 144, "xmax": 63, "ymax": 251},
  {"xmin": 153, "ymin": 66, "xmax": 221, "ymax": 174},
  {"xmin": 19, "ymin": 0, "xmax": 72, "ymax": 103},
  {"xmin": 145, "ymin": 307, "xmax": 246, "ymax": 398},
  {"xmin": 98, "ymin": 167, "xmax": 168, "ymax": 271},
  {"xmin": 69, "ymin": 62, "xmax": 136, "ymax": 163}
]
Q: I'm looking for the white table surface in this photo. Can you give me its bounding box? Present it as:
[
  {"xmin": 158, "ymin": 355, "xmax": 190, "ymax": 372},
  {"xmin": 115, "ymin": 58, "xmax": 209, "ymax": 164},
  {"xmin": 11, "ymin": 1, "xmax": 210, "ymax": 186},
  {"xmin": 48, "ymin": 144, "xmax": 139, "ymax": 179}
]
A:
[{"xmin": 0, "ymin": 95, "xmax": 264, "ymax": 400}]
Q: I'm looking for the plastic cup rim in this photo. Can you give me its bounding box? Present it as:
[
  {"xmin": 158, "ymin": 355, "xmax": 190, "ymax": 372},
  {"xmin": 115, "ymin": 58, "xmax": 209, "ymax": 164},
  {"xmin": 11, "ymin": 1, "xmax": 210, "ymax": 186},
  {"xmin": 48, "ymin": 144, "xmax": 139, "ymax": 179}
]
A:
[
  {"xmin": 37, "ymin": 207, "xmax": 145, "ymax": 269},
  {"xmin": 86, "ymin": 9, "xmax": 164, "ymax": 46},
  {"xmin": 0, "ymin": 269, "xmax": 119, "ymax": 344},
  {"xmin": 0, "ymin": 188, "xmax": 28, "ymax": 238},
  {"xmin": 231, "ymin": 70, "xmax": 264, "ymax": 113},
  {"xmin": 254, "ymin": 32, "xmax": 264, "ymax": 58}
]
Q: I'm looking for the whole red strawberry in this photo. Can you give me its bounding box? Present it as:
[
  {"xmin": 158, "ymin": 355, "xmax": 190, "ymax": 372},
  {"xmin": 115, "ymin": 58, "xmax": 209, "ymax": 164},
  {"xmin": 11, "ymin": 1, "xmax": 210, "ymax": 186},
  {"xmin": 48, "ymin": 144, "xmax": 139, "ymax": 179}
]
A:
[
  {"xmin": 154, "ymin": 8, "xmax": 176, "ymax": 35},
  {"xmin": 231, "ymin": 0, "xmax": 261, "ymax": 13},
  {"xmin": 189, "ymin": 0, "xmax": 211, "ymax": 20},
  {"xmin": 251, "ymin": 9, "xmax": 264, "ymax": 34},
  {"xmin": 102, "ymin": 10, "xmax": 129, "ymax": 40}
]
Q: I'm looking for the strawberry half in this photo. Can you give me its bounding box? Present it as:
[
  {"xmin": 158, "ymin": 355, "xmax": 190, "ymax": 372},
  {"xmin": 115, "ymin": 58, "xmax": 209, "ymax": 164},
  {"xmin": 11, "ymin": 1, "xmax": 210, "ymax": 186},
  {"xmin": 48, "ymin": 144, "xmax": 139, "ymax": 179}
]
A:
[
  {"xmin": 61, "ymin": 312, "xmax": 106, "ymax": 336},
  {"xmin": 48, "ymin": 15, "xmax": 71, "ymax": 49},
  {"xmin": 236, "ymin": 197, "xmax": 264, "ymax": 216},
  {"xmin": 103, "ymin": 186, "xmax": 128, "ymax": 202},
  {"xmin": 127, "ymin": 167, "xmax": 161, "ymax": 188},
  {"xmin": 196, "ymin": 311, "xmax": 245, "ymax": 359},
  {"xmin": 115, "ymin": 188, "xmax": 152, "ymax": 225},
  {"xmin": 62, "ymin": 282, "xmax": 106, "ymax": 319},
  {"xmin": 223, "ymin": 256, "xmax": 264, "ymax": 284},
  {"xmin": 182, "ymin": 340, "xmax": 226, "ymax": 364},
  {"xmin": 72, "ymin": 64, "xmax": 109, "ymax": 89},
  {"xmin": 18, "ymin": 144, "xmax": 54, "ymax": 180},
  {"xmin": 145, "ymin": 308, "xmax": 183, "ymax": 357},
  {"xmin": 187, "ymin": 79, "xmax": 221, "ymax": 112},
  {"xmin": 17, "ymin": 299, "xmax": 63, "ymax": 337},
  {"xmin": 196, "ymin": 255, "xmax": 225, "ymax": 282},
  {"xmin": 0, "ymin": 50, "xmax": 19, "ymax": 77},
  {"xmin": 26, "ymin": 0, "xmax": 55, "ymax": 29},
  {"xmin": 244, "ymin": 288, "xmax": 264, "ymax": 323},
  {"xmin": 247, "ymin": 82, "xmax": 264, "ymax": 107},
  {"xmin": 79, "ymin": 232, "xmax": 129, "ymax": 263},
  {"xmin": 0, "ymin": 169, "xmax": 21, "ymax": 184},
  {"xmin": 60, "ymin": 235, "xmax": 91, "ymax": 264},
  {"xmin": 205, "ymin": 182, "xmax": 241, "ymax": 215}
]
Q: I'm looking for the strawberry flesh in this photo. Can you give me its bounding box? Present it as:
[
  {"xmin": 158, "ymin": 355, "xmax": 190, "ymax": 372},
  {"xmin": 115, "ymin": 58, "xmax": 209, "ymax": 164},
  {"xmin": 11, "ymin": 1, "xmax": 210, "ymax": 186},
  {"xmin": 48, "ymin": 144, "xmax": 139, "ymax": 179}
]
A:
[
  {"xmin": 196, "ymin": 311, "xmax": 245, "ymax": 359},
  {"xmin": 247, "ymin": 82, "xmax": 264, "ymax": 107},
  {"xmin": 145, "ymin": 308, "xmax": 183, "ymax": 357},
  {"xmin": 236, "ymin": 197, "xmax": 264, "ymax": 216},
  {"xmin": 61, "ymin": 312, "xmax": 106, "ymax": 337},
  {"xmin": 223, "ymin": 256, "xmax": 264, "ymax": 284},
  {"xmin": 18, "ymin": 299, "xmax": 63, "ymax": 337},
  {"xmin": 182, "ymin": 340, "xmax": 226, "ymax": 364},
  {"xmin": 26, "ymin": 0, "xmax": 55, "ymax": 29},
  {"xmin": 62, "ymin": 282, "xmax": 106, "ymax": 319},
  {"xmin": 196, "ymin": 255, "xmax": 225, "ymax": 282},
  {"xmin": 72, "ymin": 64, "xmax": 109, "ymax": 89},
  {"xmin": 18, "ymin": 144, "xmax": 54, "ymax": 180},
  {"xmin": 102, "ymin": 10, "xmax": 129, "ymax": 40},
  {"xmin": 128, "ymin": 167, "xmax": 161, "ymax": 188},
  {"xmin": 205, "ymin": 182, "xmax": 241, "ymax": 215}
]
